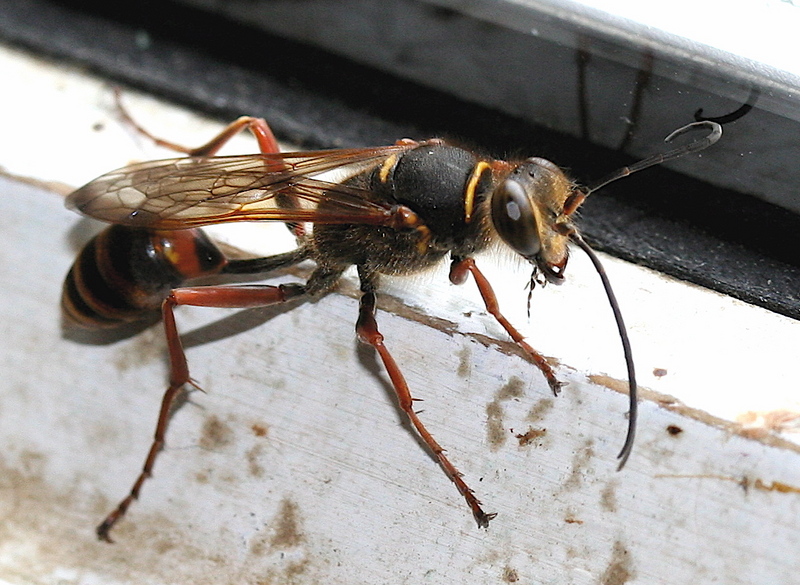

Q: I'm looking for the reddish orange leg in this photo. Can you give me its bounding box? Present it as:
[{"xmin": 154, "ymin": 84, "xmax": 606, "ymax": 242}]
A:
[
  {"xmin": 114, "ymin": 91, "xmax": 309, "ymax": 237},
  {"xmin": 450, "ymin": 258, "xmax": 563, "ymax": 395},
  {"xmin": 356, "ymin": 291, "xmax": 497, "ymax": 528},
  {"xmin": 113, "ymin": 88, "xmax": 280, "ymax": 156},
  {"xmin": 96, "ymin": 283, "xmax": 305, "ymax": 542}
]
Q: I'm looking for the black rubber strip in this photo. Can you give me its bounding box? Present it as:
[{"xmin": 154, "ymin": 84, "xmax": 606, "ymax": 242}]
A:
[{"xmin": 2, "ymin": 0, "xmax": 799, "ymax": 319}]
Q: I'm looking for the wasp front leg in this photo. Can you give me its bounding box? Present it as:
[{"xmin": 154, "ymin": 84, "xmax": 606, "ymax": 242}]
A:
[
  {"xmin": 96, "ymin": 282, "xmax": 306, "ymax": 542},
  {"xmin": 449, "ymin": 257, "xmax": 563, "ymax": 395},
  {"xmin": 355, "ymin": 272, "xmax": 496, "ymax": 528}
]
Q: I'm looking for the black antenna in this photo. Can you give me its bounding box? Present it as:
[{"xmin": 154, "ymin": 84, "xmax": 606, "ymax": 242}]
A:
[
  {"xmin": 587, "ymin": 121, "xmax": 722, "ymax": 195},
  {"xmin": 571, "ymin": 233, "xmax": 637, "ymax": 469},
  {"xmin": 569, "ymin": 120, "xmax": 722, "ymax": 469}
]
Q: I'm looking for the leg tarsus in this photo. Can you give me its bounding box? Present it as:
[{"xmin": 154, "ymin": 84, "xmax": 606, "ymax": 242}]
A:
[{"xmin": 96, "ymin": 380, "xmax": 186, "ymax": 543}]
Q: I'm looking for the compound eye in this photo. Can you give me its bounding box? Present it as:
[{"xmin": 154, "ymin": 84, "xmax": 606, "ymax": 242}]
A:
[{"xmin": 491, "ymin": 178, "xmax": 541, "ymax": 258}]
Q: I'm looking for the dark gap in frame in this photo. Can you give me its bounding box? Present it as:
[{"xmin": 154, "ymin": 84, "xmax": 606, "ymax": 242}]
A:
[{"xmin": 1, "ymin": 0, "xmax": 799, "ymax": 319}]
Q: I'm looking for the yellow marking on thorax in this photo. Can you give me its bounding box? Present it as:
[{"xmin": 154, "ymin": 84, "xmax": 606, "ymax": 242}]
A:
[
  {"xmin": 464, "ymin": 161, "xmax": 491, "ymax": 223},
  {"xmin": 415, "ymin": 226, "xmax": 432, "ymax": 254},
  {"xmin": 379, "ymin": 154, "xmax": 398, "ymax": 183}
]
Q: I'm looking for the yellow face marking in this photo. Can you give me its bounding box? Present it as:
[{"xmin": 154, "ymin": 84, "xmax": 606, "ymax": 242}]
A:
[
  {"xmin": 379, "ymin": 154, "xmax": 398, "ymax": 184},
  {"xmin": 464, "ymin": 161, "xmax": 491, "ymax": 223}
]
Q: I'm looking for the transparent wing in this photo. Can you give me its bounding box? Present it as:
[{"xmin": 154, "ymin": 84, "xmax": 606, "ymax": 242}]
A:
[{"xmin": 66, "ymin": 145, "xmax": 417, "ymax": 229}]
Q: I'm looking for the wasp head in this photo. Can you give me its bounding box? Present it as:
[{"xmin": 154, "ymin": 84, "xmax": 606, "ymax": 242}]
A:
[{"xmin": 490, "ymin": 157, "xmax": 583, "ymax": 284}]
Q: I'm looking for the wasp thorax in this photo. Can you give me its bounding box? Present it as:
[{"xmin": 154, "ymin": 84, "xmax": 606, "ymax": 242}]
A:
[{"xmin": 490, "ymin": 157, "xmax": 574, "ymax": 280}]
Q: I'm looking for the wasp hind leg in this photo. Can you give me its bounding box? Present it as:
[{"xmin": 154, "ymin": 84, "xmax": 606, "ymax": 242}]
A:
[
  {"xmin": 113, "ymin": 88, "xmax": 280, "ymax": 156},
  {"xmin": 96, "ymin": 280, "xmax": 307, "ymax": 542},
  {"xmin": 355, "ymin": 269, "xmax": 496, "ymax": 528}
]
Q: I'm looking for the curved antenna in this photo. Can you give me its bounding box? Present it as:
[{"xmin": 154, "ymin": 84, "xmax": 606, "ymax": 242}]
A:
[
  {"xmin": 586, "ymin": 120, "xmax": 722, "ymax": 195},
  {"xmin": 560, "ymin": 120, "xmax": 722, "ymax": 469},
  {"xmin": 570, "ymin": 232, "xmax": 637, "ymax": 469}
]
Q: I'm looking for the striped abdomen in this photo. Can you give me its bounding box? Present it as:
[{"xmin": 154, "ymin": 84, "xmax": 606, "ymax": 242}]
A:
[{"xmin": 62, "ymin": 225, "xmax": 227, "ymax": 328}]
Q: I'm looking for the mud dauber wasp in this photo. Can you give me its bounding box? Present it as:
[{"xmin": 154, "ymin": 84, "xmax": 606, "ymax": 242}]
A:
[{"xmin": 63, "ymin": 94, "xmax": 721, "ymax": 541}]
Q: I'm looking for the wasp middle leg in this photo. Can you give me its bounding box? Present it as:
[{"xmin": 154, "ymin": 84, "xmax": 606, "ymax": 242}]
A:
[{"xmin": 355, "ymin": 268, "xmax": 497, "ymax": 528}]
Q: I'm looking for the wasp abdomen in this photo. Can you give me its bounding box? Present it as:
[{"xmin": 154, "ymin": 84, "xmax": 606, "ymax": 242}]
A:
[{"xmin": 62, "ymin": 225, "xmax": 227, "ymax": 328}]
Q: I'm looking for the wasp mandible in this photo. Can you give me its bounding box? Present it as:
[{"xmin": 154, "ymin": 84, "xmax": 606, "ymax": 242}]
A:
[{"xmin": 63, "ymin": 96, "xmax": 721, "ymax": 541}]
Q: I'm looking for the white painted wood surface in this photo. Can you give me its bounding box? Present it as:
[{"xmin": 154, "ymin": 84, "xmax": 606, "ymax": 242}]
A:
[{"xmin": 1, "ymin": 44, "xmax": 799, "ymax": 585}]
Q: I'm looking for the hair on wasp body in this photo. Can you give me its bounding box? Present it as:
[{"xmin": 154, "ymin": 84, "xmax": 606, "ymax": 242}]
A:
[{"xmin": 63, "ymin": 96, "xmax": 722, "ymax": 541}]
